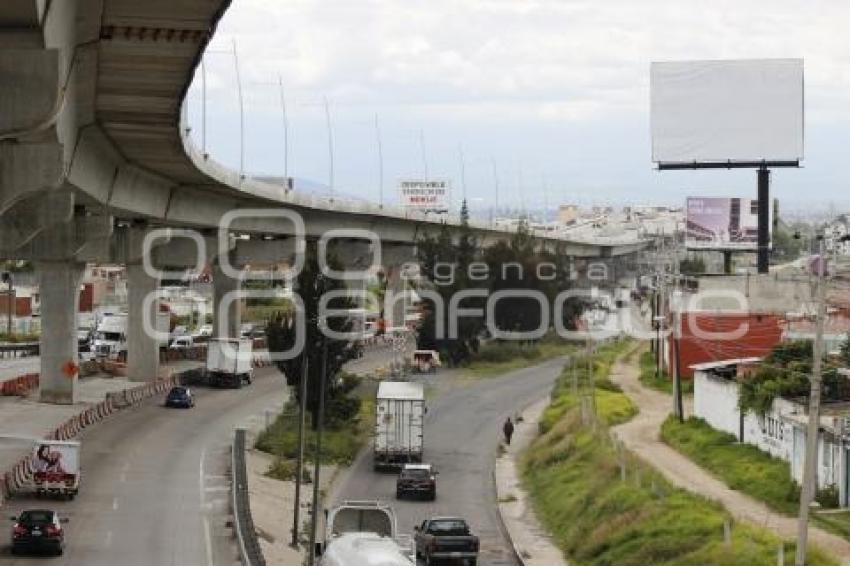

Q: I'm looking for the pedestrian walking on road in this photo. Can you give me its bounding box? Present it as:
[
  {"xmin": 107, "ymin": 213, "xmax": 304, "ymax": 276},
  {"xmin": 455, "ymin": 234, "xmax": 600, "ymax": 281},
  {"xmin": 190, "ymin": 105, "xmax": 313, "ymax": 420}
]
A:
[{"xmin": 503, "ymin": 417, "xmax": 515, "ymax": 446}]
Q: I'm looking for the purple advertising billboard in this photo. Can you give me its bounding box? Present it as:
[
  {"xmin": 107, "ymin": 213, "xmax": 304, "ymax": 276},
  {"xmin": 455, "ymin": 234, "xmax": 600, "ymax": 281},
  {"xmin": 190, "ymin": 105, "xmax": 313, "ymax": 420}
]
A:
[{"xmin": 686, "ymin": 197, "xmax": 771, "ymax": 251}]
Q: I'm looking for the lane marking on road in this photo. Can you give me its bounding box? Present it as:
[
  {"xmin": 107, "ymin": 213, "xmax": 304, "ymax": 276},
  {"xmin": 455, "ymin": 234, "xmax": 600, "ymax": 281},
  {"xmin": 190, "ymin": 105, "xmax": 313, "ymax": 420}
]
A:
[
  {"xmin": 105, "ymin": 530, "xmax": 113, "ymax": 548},
  {"xmin": 112, "ymin": 497, "xmax": 119, "ymax": 511},
  {"xmin": 199, "ymin": 447, "xmax": 214, "ymax": 566},
  {"xmin": 204, "ymin": 485, "xmax": 229, "ymax": 493}
]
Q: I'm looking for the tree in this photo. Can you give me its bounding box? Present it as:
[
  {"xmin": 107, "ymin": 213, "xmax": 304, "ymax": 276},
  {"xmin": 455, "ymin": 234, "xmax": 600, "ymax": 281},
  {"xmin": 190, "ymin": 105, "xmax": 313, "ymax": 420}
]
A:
[
  {"xmin": 840, "ymin": 333, "xmax": 850, "ymax": 366},
  {"xmin": 416, "ymin": 200, "xmax": 484, "ymax": 365},
  {"xmin": 679, "ymin": 256, "xmax": 706, "ymax": 275},
  {"xmin": 266, "ymin": 242, "xmax": 362, "ymax": 429}
]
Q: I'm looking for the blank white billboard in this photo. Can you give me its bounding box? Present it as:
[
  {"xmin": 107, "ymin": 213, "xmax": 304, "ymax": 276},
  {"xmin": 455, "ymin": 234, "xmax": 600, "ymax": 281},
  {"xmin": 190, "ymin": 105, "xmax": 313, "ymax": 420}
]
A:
[{"xmin": 651, "ymin": 59, "xmax": 804, "ymax": 165}]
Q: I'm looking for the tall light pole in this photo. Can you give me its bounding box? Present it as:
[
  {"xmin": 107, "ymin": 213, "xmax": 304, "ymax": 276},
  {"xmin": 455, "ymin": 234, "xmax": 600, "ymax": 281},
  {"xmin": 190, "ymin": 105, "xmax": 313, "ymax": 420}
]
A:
[
  {"xmin": 419, "ymin": 129, "xmax": 428, "ymax": 179},
  {"xmin": 277, "ymin": 74, "xmax": 290, "ymax": 187},
  {"xmin": 491, "ymin": 158, "xmax": 499, "ymax": 225},
  {"xmin": 200, "ymin": 56, "xmax": 207, "ymax": 158},
  {"xmin": 375, "ymin": 114, "xmax": 384, "ymax": 207},
  {"xmin": 231, "ymin": 39, "xmax": 245, "ymax": 179},
  {"xmin": 323, "ymin": 96, "xmax": 335, "ymax": 198},
  {"xmin": 795, "ymin": 235, "xmax": 829, "ymax": 566},
  {"xmin": 458, "ymin": 144, "xmax": 467, "ymax": 204}
]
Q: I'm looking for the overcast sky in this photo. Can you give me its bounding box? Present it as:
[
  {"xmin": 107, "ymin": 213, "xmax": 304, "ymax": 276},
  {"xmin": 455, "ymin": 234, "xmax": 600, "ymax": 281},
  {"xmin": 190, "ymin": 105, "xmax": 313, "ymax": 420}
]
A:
[{"xmin": 185, "ymin": 0, "xmax": 850, "ymax": 216}]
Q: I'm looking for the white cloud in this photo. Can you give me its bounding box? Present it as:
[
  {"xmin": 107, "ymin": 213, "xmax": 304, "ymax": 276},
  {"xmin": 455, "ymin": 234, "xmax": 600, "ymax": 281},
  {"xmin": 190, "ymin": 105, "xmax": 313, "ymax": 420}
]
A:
[{"xmin": 186, "ymin": 0, "xmax": 850, "ymax": 206}]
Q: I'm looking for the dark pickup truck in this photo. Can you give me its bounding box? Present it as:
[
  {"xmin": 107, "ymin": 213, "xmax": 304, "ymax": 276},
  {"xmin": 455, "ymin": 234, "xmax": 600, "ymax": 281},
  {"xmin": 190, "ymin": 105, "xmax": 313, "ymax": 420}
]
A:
[{"xmin": 414, "ymin": 517, "xmax": 479, "ymax": 565}]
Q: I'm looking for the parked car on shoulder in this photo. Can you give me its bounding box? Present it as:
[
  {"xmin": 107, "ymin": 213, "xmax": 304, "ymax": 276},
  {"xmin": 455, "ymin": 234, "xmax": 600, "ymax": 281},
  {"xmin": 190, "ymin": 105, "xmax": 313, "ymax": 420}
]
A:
[
  {"xmin": 10, "ymin": 509, "xmax": 67, "ymax": 556},
  {"xmin": 396, "ymin": 463, "xmax": 437, "ymax": 500},
  {"xmin": 164, "ymin": 386, "xmax": 194, "ymax": 408},
  {"xmin": 168, "ymin": 335, "xmax": 194, "ymax": 350},
  {"xmin": 414, "ymin": 517, "xmax": 479, "ymax": 565}
]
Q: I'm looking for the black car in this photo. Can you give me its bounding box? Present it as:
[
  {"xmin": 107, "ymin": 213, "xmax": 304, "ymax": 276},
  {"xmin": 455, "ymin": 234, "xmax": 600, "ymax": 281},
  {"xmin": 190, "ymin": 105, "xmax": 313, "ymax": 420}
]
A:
[
  {"xmin": 10, "ymin": 509, "xmax": 67, "ymax": 556},
  {"xmin": 165, "ymin": 386, "xmax": 194, "ymax": 408},
  {"xmin": 396, "ymin": 464, "xmax": 437, "ymax": 500}
]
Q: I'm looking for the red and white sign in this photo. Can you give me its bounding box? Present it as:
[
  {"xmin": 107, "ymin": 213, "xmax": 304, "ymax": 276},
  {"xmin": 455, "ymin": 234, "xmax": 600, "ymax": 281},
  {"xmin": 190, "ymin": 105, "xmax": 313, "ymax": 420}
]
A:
[{"xmin": 398, "ymin": 180, "xmax": 449, "ymax": 212}]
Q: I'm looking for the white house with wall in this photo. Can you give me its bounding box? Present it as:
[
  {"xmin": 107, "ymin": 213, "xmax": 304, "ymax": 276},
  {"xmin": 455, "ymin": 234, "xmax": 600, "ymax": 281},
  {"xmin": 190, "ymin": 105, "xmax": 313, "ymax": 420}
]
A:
[{"xmin": 693, "ymin": 359, "xmax": 850, "ymax": 506}]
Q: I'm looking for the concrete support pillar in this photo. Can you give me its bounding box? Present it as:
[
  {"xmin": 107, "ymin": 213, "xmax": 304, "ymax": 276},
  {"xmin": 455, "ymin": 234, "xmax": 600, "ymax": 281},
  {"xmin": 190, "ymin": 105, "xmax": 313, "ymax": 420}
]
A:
[
  {"xmin": 212, "ymin": 259, "xmax": 242, "ymax": 339},
  {"xmin": 384, "ymin": 265, "xmax": 408, "ymax": 332},
  {"xmin": 127, "ymin": 264, "xmax": 161, "ymax": 382},
  {"xmin": 37, "ymin": 261, "xmax": 85, "ymax": 404}
]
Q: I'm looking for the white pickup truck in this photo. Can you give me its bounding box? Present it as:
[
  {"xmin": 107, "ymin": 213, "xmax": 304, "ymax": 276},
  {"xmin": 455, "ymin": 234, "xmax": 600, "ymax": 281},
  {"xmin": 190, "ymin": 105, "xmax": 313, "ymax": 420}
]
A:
[{"xmin": 317, "ymin": 501, "xmax": 414, "ymax": 566}]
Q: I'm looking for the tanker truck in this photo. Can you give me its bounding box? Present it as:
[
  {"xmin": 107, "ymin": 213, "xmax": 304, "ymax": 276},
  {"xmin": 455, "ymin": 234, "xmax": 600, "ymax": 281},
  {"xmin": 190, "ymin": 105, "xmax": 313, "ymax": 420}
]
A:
[{"xmin": 315, "ymin": 500, "xmax": 414, "ymax": 566}]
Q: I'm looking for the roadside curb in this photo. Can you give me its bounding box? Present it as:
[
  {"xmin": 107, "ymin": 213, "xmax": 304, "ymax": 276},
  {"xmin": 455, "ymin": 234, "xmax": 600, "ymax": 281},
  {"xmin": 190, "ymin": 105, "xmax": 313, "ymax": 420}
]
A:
[
  {"xmin": 0, "ymin": 375, "xmax": 178, "ymax": 503},
  {"xmin": 494, "ymin": 397, "xmax": 568, "ymax": 566}
]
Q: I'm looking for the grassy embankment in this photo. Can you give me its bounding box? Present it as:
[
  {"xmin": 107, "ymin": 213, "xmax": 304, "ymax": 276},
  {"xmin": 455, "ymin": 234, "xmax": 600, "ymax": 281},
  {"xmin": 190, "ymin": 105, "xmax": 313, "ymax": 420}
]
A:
[
  {"xmin": 662, "ymin": 416, "xmax": 850, "ymax": 540},
  {"xmin": 638, "ymin": 349, "xmax": 693, "ymax": 395},
  {"xmin": 462, "ymin": 334, "xmax": 579, "ymax": 379},
  {"xmin": 521, "ymin": 340, "xmax": 836, "ymax": 565}
]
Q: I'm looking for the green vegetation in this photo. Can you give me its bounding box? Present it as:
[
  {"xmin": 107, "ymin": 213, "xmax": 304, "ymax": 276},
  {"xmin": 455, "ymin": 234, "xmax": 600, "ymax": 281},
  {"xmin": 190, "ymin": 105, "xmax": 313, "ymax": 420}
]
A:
[
  {"xmin": 461, "ymin": 334, "xmax": 578, "ymax": 379},
  {"xmin": 680, "ymin": 255, "xmax": 707, "ymax": 275},
  {"xmin": 266, "ymin": 242, "xmax": 362, "ymax": 429},
  {"xmin": 244, "ymin": 303, "xmax": 292, "ymax": 324},
  {"xmin": 0, "ymin": 332, "xmax": 39, "ymax": 343},
  {"xmin": 417, "ymin": 202, "xmax": 580, "ymax": 367},
  {"xmin": 738, "ymin": 340, "xmax": 843, "ymax": 416},
  {"xmin": 521, "ymin": 345, "xmax": 836, "ymax": 565},
  {"xmin": 661, "ymin": 416, "xmax": 850, "ymax": 540},
  {"xmin": 256, "ymin": 395, "xmax": 374, "ymax": 468},
  {"xmin": 638, "ymin": 350, "xmax": 693, "ymax": 395},
  {"xmin": 661, "ymin": 416, "xmax": 799, "ymax": 513},
  {"xmin": 539, "ymin": 339, "xmax": 636, "ymax": 433}
]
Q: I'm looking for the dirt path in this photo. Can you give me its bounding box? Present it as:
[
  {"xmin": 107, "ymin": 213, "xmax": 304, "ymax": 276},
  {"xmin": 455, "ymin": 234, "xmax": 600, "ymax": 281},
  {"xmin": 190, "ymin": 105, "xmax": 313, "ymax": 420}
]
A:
[{"xmin": 610, "ymin": 346, "xmax": 850, "ymax": 565}]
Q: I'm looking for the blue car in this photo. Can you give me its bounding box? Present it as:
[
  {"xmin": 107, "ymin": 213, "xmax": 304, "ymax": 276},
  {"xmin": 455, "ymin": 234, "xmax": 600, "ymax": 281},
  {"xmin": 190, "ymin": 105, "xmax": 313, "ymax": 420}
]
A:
[{"xmin": 165, "ymin": 386, "xmax": 194, "ymax": 408}]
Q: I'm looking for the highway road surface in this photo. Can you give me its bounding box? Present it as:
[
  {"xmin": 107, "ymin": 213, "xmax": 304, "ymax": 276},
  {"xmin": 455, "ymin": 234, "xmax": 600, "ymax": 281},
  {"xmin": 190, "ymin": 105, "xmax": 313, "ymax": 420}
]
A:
[
  {"xmin": 331, "ymin": 356, "xmax": 568, "ymax": 566},
  {"xmin": 1, "ymin": 367, "xmax": 288, "ymax": 566}
]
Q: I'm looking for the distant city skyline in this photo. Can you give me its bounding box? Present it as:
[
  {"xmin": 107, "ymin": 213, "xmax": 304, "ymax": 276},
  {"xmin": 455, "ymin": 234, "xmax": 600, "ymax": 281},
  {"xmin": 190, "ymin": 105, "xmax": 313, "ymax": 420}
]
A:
[{"xmin": 185, "ymin": 0, "xmax": 850, "ymax": 215}]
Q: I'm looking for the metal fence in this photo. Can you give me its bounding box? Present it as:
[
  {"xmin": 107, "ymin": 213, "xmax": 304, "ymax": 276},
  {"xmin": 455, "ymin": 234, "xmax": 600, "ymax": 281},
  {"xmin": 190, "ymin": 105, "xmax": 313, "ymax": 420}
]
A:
[{"xmin": 231, "ymin": 428, "xmax": 266, "ymax": 566}]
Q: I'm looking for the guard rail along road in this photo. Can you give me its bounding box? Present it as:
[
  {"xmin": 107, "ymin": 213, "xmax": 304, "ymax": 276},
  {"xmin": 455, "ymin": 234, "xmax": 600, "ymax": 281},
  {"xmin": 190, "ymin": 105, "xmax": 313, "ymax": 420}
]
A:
[{"xmin": 232, "ymin": 428, "xmax": 266, "ymax": 566}]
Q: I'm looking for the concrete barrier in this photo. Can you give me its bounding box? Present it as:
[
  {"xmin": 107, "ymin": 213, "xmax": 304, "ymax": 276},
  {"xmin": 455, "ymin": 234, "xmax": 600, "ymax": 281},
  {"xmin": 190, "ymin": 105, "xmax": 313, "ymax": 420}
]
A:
[
  {"xmin": 0, "ymin": 374, "xmax": 181, "ymax": 501},
  {"xmin": 0, "ymin": 373, "xmax": 39, "ymax": 396}
]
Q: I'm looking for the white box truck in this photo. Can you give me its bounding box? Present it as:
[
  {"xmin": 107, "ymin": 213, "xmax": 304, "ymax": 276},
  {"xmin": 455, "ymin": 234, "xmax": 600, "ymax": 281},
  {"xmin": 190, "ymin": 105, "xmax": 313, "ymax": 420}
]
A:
[
  {"xmin": 92, "ymin": 312, "xmax": 170, "ymax": 360},
  {"xmin": 374, "ymin": 382, "xmax": 425, "ymax": 471},
  {"xmin": 206, "ymin": 338, "xmax": 253, "ymax": 388},
  {"xmin": 31, "ymin": 440, "xmax": 81, "ymax": 499}
]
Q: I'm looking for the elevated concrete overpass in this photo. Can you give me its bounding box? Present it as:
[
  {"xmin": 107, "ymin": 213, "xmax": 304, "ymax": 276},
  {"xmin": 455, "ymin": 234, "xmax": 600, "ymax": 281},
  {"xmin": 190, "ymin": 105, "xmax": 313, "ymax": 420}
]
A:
[{"xmin": 0, "ymin": 0, "xmax": 648, "ymax": 403}]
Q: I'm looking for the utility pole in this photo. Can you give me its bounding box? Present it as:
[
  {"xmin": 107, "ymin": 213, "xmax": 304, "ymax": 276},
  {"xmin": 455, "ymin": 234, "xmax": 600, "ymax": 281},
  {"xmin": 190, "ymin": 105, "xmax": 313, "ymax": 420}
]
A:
[
  {"xmin": 795, "ymin": 236, "xmax": 827, "ymax": 566},
  {"xmin": 308, "ymin": 340, "xmax": 328, "ymax": 565},
  {"xmin": 291, "ymin": 356, "xmax": 309, "ymax": 548},
  {"xmin": 672, "ymin": 247, "xmax": 684, "ymax": 422}
]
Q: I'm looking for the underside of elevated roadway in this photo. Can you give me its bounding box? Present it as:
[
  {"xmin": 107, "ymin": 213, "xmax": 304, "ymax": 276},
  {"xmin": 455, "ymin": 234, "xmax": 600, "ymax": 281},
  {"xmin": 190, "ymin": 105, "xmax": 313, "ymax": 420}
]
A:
[{"xmin": 0, "ymin": 0, "xmax": 648, "ymax": 255}]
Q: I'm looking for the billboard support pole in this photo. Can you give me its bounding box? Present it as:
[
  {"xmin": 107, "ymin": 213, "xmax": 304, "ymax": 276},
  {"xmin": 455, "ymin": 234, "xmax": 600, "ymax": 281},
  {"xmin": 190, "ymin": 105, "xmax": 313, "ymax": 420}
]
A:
[
  {"xmin": 757, "ymin": 166, "xmax": 771, "ymax": 274},
  {"xmin": 723, "ymin": 251, "xmax": 733, "ymax": 275}
]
